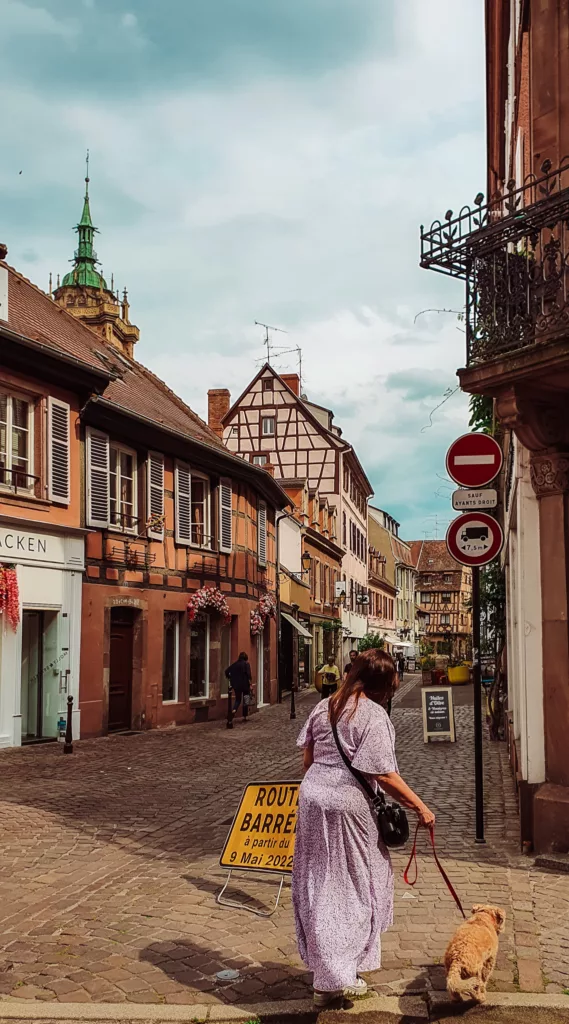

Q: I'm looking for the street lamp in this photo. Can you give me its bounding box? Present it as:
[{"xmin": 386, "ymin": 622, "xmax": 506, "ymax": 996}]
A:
[{"xmin": 301, "ymin": 551, "xmax": 312, "ymax": 574}]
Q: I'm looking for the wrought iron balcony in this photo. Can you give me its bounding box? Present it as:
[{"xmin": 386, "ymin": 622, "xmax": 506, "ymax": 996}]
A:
[{"xmin": 420, "ymin": 158, "xmax": 569, "ymax": 365}]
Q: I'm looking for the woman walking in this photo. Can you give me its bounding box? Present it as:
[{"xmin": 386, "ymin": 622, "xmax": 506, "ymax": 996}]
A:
[{"xmin": 292, "ymin": 649, "xmax": 435, "ymax": 1008}]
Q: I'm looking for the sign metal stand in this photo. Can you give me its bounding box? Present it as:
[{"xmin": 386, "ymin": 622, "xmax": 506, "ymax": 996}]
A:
[
  {"xmin": 217, "ymin": 780, "xmax": 300, "ymax": 918},
  {"xmin": 216, "ymin": 870, "xmax": 287, "ymax": 918}
]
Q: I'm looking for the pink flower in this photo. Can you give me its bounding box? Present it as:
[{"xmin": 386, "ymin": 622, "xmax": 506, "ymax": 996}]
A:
[{"xmin": 187, "ymin": 586, "xmax": 231, "ymax": 624}]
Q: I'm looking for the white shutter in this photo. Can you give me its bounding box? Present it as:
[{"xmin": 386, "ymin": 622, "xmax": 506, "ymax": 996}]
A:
[
  {"xmin": 147, "ymin": 452, "xmax": 164, "ymax": 539},
  {"xmin": 219, "ymin": 479, "xmax": 233, "ymax": 553},
  {"xmin": 86, "ymin": 428, "xmax": 110, "ymax": 528},
  {"xmin": 257, "ymin": 500, "xmax": 267, "ymax": 566},
  {"xmin": 175, "ymin": 461, "xmax": 192, "ymax": 545},
  {"xmin": 48, "ymin": 398, "xmax": 70, "ymax": 504}
]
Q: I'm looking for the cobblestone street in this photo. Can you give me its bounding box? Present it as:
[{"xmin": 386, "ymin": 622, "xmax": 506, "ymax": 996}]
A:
[{"xmin": 0, "ymin": 679, "xmax": 567, "ymax": 1008}]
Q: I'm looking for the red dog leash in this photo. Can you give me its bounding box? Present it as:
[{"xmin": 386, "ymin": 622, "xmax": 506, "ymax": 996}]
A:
[{"xmin": 403, "ymin": 823, "xmax": 466, "ymax": 919}]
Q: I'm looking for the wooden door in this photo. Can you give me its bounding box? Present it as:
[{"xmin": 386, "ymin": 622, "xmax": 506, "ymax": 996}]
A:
[{"xmin": 109, "ymin": 611, "xmax": 134, "ymax": 731}]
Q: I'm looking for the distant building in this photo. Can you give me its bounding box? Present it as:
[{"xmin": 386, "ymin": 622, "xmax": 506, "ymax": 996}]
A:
[
  {"xmin": 410, "ymin": 541, "xmax": 472, "ymax": 659},
  {"xmin": 209, "ymin": 365, "xmax": 373, "ymax": 666},
  {"xmin": 366, "ymin": 507, "xmax": 397, "ymax": 649}
]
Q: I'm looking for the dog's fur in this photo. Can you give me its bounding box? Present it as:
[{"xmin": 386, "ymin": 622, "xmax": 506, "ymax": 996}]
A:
[{"xmin": 444, "ymin": 904, "xmax": 506, "ymax": 1004}]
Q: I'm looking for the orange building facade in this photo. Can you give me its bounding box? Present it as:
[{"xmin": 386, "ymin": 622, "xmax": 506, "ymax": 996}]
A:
[{"xmin": 0, "ymin": 182, "xmax": 288, "ymax": 746}]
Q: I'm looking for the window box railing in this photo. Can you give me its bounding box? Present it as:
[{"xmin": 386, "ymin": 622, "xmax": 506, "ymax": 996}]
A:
[{"xmin": 0, "ymin": 469, "xmax": 40, "ymax": 495}]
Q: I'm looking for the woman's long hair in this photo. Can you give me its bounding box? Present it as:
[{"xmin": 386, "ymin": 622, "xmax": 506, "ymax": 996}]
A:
[{"xmin": 329, "ymin": 648, "xmax": 398, "ymax": 726}]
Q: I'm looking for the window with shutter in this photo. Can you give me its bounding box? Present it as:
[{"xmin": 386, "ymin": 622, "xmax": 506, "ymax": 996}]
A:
[
  {"xmin": 219, "ymin": 479, "xmax": 233, "ymax": 553},
  {"xmin": 86, "ymin": 429, "xmax": 110, "ymax": 528},
  {"xmin": 175, "ymin": 462, "xmax": 192, "ymax": 545},
  {"xmin": 257, "ymin": 500, "xmax": 267, "ymax": 566},
  {"xmin": 48, "ymin": 398, "xmax": 70, "ymax": 504},
  {"xmin": 147, "ymin": 452, "xmax": 164, "ymax": 539}
]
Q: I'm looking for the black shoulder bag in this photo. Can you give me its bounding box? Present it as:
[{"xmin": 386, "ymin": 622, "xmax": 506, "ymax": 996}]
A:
[{"xmin": 331, "ymin": 719, "xmax": 409, "ymax": 849}]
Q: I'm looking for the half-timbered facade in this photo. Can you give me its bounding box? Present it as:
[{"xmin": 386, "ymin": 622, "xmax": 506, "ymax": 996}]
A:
[
  {"xmin": 208, "ymin": 364, "xmax": 373, "ymax": 659},
  {"xmin": 410, "ymin": 541, "xmax": 472, "ymax": 660}
]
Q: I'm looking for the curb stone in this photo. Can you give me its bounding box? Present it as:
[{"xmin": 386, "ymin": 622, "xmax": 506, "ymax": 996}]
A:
[{"xmin": 0, "ymin": 993, "xmax": 569, "ymax": 1023}]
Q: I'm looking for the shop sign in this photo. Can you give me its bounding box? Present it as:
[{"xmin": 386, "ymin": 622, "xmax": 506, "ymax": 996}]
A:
[
  {"xmin": 0, "ymin": 528, "xmax": 64, "ymax": 565},
  {"xmin": 422, "ymin": 686, "xmax": 456, "ymax": 742},
  {"xmin": 220, "ymin": 781, "xmax": 300, "ymax": 874}
]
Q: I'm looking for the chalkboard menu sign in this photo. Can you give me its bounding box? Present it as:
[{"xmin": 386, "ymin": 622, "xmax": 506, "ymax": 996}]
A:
[{"xmin": 422, "ymin": 686, "xmax": 456, "ymax": 742}]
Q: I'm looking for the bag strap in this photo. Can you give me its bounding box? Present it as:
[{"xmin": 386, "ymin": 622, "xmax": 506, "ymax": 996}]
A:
[
  {"xmin": 404, "ymin": 823, "xmax": 466, "ymax": 919},
  {"xmin": 331, "ymin": 719, "xmax": 385, "ymax": 809}
]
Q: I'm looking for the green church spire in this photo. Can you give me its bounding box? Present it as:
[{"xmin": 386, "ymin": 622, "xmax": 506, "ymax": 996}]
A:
[{"xmin": 61, "ymin": 152, "xmax": 108, "ymax": 290}]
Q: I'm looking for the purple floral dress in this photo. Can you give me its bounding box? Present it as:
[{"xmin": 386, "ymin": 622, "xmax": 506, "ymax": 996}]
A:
[{"xmin": 292, "ymin": 696, "xmax": 398, "ymax": 992}]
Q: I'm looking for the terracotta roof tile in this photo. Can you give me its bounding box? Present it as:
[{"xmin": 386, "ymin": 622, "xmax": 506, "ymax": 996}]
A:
[
  {"xmin": 2, "ymin": 263, "xmax": 223, "ymax": 449},
  {"xmin": 408, "ymin": 539, "xmax": 463, "ymax": 573}
]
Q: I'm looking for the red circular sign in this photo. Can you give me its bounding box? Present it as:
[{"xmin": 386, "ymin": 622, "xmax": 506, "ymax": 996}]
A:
[
  {"xmin": 446, "ymin": 432, "xmax": 503, "ymax": 488},
  {"xmin": 446, "ymin": 512, "xmax": 504, "ymax": 567}
]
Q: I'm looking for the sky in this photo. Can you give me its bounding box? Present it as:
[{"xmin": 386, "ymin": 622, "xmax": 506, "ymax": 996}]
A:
[{"xmin": 0, "ymin": 0, "xmax": 486, "ymax": 541}]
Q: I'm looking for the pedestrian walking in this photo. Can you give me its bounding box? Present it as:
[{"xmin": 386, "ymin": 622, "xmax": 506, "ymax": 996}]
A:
[
  {"xmin": 318, "ymin": 656, "xmax": 341, "ymax": 699},
  {"xmin": 225, "ymin": 652, "xmax": 252, "ymax": 721},
  {"xmin": 292, "ymin": 649, "xmax": 435, "ymax": 1008},
  {"xmin": 343, "ymin": 648, "xmax": 358, "ymax": 681},
  {"xmin": 397, "ymin": 653, "xmax": 405, "ymax": 682}
]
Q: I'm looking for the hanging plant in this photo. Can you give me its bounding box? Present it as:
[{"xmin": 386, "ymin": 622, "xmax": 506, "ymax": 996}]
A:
[
  {"xmin": 250, "ymin": 591, "xmax": 277, "ymax": 636},
  {"xmin": 187, "ymin": 586, "xmax": 231, "ymax": 624},
  {"xmin": 0, "ymin": 564, "xmax": 20, "ymax": 632}
]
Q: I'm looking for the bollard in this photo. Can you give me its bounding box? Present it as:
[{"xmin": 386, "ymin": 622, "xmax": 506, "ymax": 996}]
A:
[
  {"xmin": 226, "ymin": 685, "xmax": 233, "ymax": 730},
  {"xmin": 63, "ymin": 694, "xmax": 74, "ymax": 754},
  {"xmin": 290, "ymin": 684, "xmax": 296, "ymax": 721}
]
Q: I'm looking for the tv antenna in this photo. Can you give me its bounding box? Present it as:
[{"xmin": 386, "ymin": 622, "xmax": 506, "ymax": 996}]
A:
[{"xmin": 255, "ymin": 321, "xmax": 288, "ymax": 365}]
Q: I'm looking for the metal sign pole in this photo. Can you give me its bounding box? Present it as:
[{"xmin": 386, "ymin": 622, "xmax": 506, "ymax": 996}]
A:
[{"xmin": 472, "ymin": 566, "xmax": 485, "ymax": 844}]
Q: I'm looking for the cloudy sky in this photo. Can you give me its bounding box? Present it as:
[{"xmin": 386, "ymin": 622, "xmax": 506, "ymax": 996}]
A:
[{"xmin": 1, "ymin": 0, "xmax": 485, "ymax": 540}]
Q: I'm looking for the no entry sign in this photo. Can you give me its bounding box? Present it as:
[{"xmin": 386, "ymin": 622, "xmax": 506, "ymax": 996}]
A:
[
  {"xmin": 446, "ymin": 433, "xmax": 503, "ymax": 488},
  {"xmin": 446, "ymin": 512, "xmax": 504, "ymax": 567}
]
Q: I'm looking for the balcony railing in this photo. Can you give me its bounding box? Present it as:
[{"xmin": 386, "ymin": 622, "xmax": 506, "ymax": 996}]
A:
[{"xmin": 420, "ymin": 158, "xmax": 569, "ymax": 365}]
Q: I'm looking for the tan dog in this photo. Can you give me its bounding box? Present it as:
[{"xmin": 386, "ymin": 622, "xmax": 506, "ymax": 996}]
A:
[{"xmin": 444, "ymin": 904, "xmax": 506, "ymax": 1004}]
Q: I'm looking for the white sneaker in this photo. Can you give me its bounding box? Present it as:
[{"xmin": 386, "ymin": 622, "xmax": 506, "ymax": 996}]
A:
[{"xmin": 343, "ymin": 977, "xmax": 368, "ymax": 998}]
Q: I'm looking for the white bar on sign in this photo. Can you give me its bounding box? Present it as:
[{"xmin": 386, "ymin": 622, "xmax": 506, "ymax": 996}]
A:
[{"xmin": 453, "ymin": 455, "xmax": 495, "ymax": 465}]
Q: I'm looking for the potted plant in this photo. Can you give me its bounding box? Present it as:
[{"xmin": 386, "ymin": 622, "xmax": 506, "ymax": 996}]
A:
[
  {"xmin": 420, "ymin": 656, "xmax": 436, "ymax": 685},
  {"xmin": 447, "ymin": 657, "xmax": 471, "ymax": 685}
]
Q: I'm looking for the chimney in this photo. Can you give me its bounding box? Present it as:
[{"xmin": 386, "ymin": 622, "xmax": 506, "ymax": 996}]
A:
[
  {"xmin": 281, "ymin": 373, "xmax": 300, "ymax": 396},
  {"xmin": 262, "ymin": 462, "xmax": 275, "ymax": 477},
  {"xmin": 208, "ymin": 388, "xmax": 231, "ymax": 438}
]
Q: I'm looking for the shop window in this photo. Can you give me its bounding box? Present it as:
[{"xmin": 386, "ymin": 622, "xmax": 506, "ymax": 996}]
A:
[
  {"xmin": 189, "ymin": 616, "xmax": 209, "ymax": 698},
  {"xmin": 109, "ymin": 444, "xmax": 137, "ymax": 532},
  {"xmin": 0, "ymin": 392, "xmax": 34, "ymax": 493},
  {"xmin": 162, "ymin": 612, "xmax": 182, "ymax": 702},
  {"xmin": 220, "ymin": 623, "xmax": 231, "ymax": 697},
  {"xmin": 261, "ymin": 416, "xmax": 275, "ymax": 436}
]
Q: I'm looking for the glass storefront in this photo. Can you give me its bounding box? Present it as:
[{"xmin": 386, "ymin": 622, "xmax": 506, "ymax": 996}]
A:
[
  {"xmin": 20, "ymin": 609, "xmax": 61, "ymax": 741},
  {"xmin": 189, "ymin": 615, "xmax": 209, "ymax": 698}
]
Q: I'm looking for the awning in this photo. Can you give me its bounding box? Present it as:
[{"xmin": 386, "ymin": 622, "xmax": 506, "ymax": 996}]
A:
[
  {"xmin": 281, "ymin": 612, "xmax": 313, "ymax": 641},
  {"xmin": 394, "ymin": 641, "xmax": 415, "ymax": 649}
]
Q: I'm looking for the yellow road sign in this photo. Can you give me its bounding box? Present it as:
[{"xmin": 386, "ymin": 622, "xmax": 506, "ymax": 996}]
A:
[{"xmin": 220, "ymin": 781, "xmax": 300, "ymax": 874}]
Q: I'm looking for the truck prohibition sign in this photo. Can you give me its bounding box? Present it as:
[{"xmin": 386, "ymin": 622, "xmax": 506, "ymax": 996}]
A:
[{"xmin": 446, "ymin": 512, "xmax": 504, "ymax": 567}]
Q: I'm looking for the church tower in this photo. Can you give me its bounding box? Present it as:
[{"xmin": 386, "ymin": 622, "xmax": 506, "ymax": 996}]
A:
[{"xmin": 54, "ymin": 154, "xmax": 140, "ymax": 359}]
